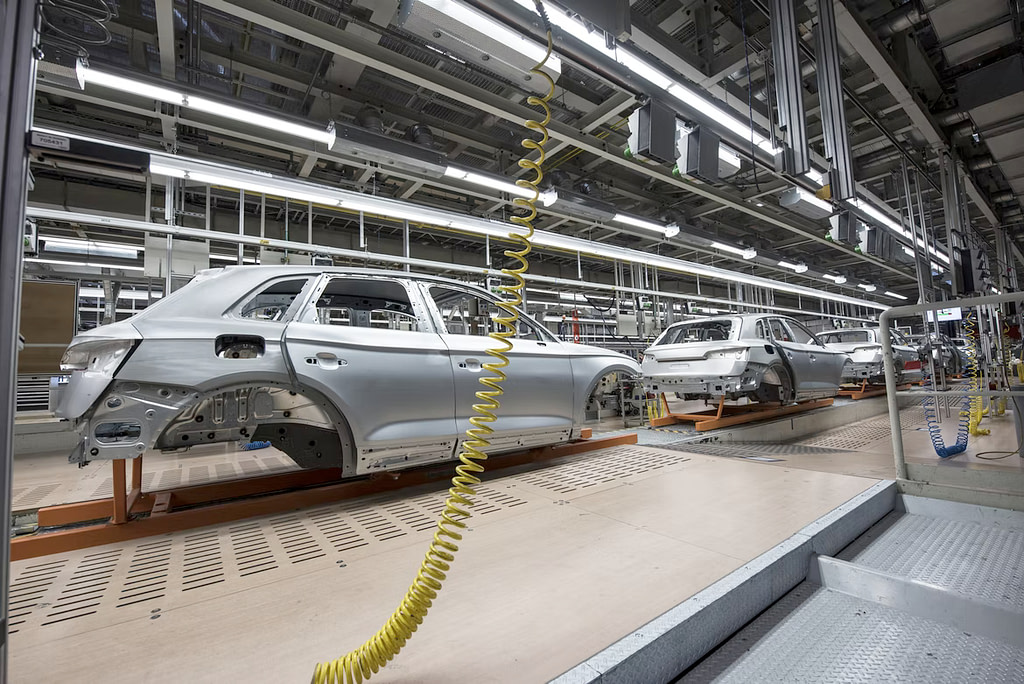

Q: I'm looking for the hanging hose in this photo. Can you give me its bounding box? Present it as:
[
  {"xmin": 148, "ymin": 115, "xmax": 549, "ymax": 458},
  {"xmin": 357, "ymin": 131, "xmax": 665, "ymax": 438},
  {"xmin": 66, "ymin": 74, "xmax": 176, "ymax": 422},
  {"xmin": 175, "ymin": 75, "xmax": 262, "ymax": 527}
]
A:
[
  {"xmin": 311, "ymin": 8, "xmax": 555, "ymax": 683},
  {"xmin": 965, "ymin": 313, "xmax": 990, "ymax": 436},
  {"xmin": 921, "ymin": 335, "xmax": 970, "ymax": 458}
]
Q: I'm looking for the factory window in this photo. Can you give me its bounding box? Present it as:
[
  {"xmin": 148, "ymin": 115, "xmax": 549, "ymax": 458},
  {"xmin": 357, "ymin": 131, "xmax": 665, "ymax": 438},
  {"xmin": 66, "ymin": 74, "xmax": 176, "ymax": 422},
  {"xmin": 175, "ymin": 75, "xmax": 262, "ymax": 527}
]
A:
[
  {"xmin": 427, "ymin": 285, "xmax": 544, "ymax": 340},
  {"xmin": 237, "ymin": 277, "xmax": 313, "ymax": 322},
  {"xmin": 310, "ymin": 277, "xmax": 420, "ymax": 331}
]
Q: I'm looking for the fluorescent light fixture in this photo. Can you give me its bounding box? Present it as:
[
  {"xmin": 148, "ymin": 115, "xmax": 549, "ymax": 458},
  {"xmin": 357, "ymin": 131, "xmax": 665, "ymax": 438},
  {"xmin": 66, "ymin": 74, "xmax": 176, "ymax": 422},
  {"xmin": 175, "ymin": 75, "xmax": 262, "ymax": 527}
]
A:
[
  {"xmin": 884, "ymin": 291, "xmax": 908, "ymax": 300},
  {"xmin": 612, "ymin": 213, "xmax": 669, "ymax": 235},
  {"xmin": 778, "ymin": 260, "xmax": 809, "ymax": 274},
  {"xmin": 42, "ymin": 236, "xmax": 140, "ymax": 259},
  {"xmin": 79, "ymin": 287, "xmax": 162, "ymax": 301},
  {"xmin": 822, "ymin": 273, "xmax": 847, "ymax": 284},
  {"xmin": 81, "ymin": 67, "xmax": 182, "ymax": 104},
  {"xmin": 136, "ymin": 153, "xmax": 891, "ymax": 311},
  {"xmin": 443, "ymin": 165, "xmax": 533, "ymax": 198},
  {"xmin": 80, "ymin": 66, "xmax": 335, "ymax": 146},
  {"xmin": 150, "ymin": 158, "xmax": 340, "ymax": 206},
  {"xmin": 511, "ymin": 0, "xmax": 777, "ymax": 155},
  {"xmin": 25, "ymin": 257, "xmax": 145, "ymax": 271},
  {"xmin": 802, "ymin": 169, "xmax": 826, "ymax": 186},
  {"xmin": 418, "ymin": 0, "xmax": 561, "ymax": 75},
  {"xmin": 718, "ymin": 146, "xmax": 742, "ymax": 170},
  {"xmin": 711, "ymin": 241, "xmax": 757, "ymax": 259},
  {"xmin": 796, "ymin": 188, "xmax": 833, "ymax": 213},
  {"xmin": 185, "ymin": 95, "xmax": 335, "ymax": 145},
  {"xmin": 902, "ymin": 246, "xmax": 914, "ymax": 257},
  {"xmin": 857, "ymin": 283, "xmax": 878, "ymax": 292}
]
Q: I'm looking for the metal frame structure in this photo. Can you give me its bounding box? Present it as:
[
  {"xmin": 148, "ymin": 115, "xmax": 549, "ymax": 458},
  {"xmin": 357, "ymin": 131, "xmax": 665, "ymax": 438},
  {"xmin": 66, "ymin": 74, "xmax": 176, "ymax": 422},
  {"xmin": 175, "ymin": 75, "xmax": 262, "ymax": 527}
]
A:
[
  {"xmin": 880, "ymin": 292, "xmax": 1024, "ymax": 509},
  {"xmin": 0, "ymin": 1, "xmax": 37, "ymax": 680},
  {"xmin": 769, "ymin": 0, "xmax": 810, "ymax": 176}
]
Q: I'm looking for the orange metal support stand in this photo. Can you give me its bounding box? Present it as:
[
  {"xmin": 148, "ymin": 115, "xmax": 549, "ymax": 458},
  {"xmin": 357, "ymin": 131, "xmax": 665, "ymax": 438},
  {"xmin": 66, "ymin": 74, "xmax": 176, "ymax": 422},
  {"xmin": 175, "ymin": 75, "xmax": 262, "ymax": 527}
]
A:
[
  {"xmin": 837, "ymin": 380, "xmax": 911, "ymax": 400},
  {"xmin": 649, "ymin": 394, "xmax": 834, "ymax": 432},
  {"xmin": 15, "ymin": 432, "xmax": 637, "ymax": 561}
]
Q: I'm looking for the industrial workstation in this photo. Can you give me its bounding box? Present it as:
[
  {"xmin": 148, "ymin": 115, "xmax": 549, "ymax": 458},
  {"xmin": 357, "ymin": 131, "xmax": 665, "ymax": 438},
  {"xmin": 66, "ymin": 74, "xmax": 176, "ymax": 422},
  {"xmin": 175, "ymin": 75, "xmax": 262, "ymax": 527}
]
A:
[{"xmin": 1, "ymin": 0, "xmax": 1023, "ymax": 681}]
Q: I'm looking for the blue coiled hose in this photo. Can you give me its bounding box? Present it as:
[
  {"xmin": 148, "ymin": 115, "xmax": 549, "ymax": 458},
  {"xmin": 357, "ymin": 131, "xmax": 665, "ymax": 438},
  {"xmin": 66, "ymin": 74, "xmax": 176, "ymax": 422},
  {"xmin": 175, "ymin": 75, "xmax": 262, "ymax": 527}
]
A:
[{"xmin": 921, "ymin": 329, "xmax": 973, "ymax": 458}]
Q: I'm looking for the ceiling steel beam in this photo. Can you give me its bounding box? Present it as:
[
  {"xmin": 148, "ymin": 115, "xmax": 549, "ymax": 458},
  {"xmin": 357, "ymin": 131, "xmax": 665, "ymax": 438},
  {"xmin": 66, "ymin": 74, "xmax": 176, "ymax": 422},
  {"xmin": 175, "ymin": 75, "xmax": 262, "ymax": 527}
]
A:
[{"xmin": 198, "ymin": 0, "xmax": 914, "ymax": 281}]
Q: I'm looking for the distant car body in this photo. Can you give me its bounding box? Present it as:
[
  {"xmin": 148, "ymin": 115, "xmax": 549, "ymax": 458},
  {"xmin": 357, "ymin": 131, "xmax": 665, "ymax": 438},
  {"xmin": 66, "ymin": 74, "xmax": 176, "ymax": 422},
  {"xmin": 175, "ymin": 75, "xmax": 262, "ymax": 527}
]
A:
[
  {"xmin": 641, "ymin": 314, "xmax": 847, "ymax": 403},
  {"xmin": 819, "ymin": 327, "xmax": 924, "ymax": 385},
  {"xmin": 53, "ymin": 267, "xmax": 639, "ymax": 477},
  {"xmin": 910, "ymin": 332, "xmax": 962, "ymax": 375}
]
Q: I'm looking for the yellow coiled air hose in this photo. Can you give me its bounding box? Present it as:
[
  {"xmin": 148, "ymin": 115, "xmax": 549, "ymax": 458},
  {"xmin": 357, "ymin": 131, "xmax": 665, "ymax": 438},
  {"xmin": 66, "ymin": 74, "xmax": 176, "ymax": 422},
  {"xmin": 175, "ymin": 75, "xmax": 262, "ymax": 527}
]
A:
[
  {"xmin": 965, "ymin": 313, "xmax": 990, "ymax": 436},
  {"xmin": 312, "ymin": 10, "xmax": 555, "ymax": 684}
]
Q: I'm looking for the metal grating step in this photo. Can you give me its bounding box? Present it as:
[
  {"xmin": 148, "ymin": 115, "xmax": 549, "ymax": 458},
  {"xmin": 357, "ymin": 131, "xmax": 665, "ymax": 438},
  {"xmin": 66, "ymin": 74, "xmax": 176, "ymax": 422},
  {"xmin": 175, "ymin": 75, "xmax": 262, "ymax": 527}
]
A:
[
  {"xmin": 839, "ymin": 512, "xmax": 1024, "ymax": 610},
  {"xmin": 681, "ymin": 582, "xmax": 1024, "ymax": 683}
]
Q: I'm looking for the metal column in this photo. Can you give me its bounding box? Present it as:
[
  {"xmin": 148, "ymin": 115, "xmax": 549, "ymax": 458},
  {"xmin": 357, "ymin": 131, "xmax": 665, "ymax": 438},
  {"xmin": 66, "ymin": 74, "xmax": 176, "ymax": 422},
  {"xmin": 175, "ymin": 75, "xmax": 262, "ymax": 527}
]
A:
[
  {"xmin": 770, "ymin": 0, "xmax": 810, "ymax": 175},
  {"xmin": 815, "ymin": 0, "xmax": 854, "ymax": 199},
  {"xmin": 0, "ymin": 1, "xmax": 38, "ymax": 680}
]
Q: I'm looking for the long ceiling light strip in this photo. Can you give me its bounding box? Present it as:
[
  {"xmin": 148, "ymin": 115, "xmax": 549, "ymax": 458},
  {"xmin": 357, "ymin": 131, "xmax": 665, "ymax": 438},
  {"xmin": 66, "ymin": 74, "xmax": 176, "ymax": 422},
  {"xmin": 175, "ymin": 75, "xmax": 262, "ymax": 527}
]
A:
[
  {"xmin": 501, "ymin": 1, "xmax": 951, "ymax": 271},
  {"xmin": 81, "ymin": 67, "xmax": 337, "ymax": 146},
  {"xmin": 846, "ymin": 197, "xmax": 950, "ymax": 265},
  {"xmin": 146, "ymin": 153, "xmax": 887, "ymax": 310}
]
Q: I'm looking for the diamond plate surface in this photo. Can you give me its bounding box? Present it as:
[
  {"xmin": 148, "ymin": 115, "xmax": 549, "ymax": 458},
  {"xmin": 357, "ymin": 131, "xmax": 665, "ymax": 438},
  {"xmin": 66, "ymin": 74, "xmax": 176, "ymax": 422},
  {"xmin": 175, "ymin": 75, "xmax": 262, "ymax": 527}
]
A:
[
  {"xmin": 682, "ymin": 583, "xmax": 1024, "ymax": 683},
  {"xmin": 841, "ymin": 512, "xmax": 1024, "ymax": 610}
]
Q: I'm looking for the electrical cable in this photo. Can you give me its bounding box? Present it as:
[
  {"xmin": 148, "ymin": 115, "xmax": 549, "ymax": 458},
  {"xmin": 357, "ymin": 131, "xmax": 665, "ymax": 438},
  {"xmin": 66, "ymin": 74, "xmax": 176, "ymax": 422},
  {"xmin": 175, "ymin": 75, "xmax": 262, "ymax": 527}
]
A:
[{"xmin": 310, "ymin": 5, "xmax": 555, "ymax": 682}]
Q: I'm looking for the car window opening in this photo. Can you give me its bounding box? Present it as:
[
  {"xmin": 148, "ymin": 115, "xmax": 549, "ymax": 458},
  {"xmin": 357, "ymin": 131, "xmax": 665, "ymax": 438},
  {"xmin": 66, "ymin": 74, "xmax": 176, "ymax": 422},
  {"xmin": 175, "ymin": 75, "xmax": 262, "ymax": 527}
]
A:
[{"xmin": 315, "ymin": 278, "xmax": 419, "ymax": 331}]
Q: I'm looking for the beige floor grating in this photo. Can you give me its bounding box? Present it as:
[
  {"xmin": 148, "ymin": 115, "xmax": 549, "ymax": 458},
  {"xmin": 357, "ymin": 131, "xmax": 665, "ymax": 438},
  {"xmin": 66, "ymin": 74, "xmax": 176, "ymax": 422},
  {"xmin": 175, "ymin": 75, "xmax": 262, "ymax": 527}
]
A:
[
  {"xmin": 511, "ymin": 446, "xmax": 689, "ymax": 494},
  {"xmin": 12, "ymin": 448, "xmax": 299, "ymax": 513},
  {"xmin": 8, "ymin": 447, "xmax": 685, "ymax": 643}
]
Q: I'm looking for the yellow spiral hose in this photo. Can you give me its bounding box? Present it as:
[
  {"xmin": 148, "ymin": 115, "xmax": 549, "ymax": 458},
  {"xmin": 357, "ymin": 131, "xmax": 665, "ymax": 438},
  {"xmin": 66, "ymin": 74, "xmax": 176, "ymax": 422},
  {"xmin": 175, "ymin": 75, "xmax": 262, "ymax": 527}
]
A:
[
  {"xmin": 965, "ymin": 313, "xmax": 990, "ymax": 436},
  {"xmin": 311, "ymin": 16, "xmax": 555, "ymax": 684}
]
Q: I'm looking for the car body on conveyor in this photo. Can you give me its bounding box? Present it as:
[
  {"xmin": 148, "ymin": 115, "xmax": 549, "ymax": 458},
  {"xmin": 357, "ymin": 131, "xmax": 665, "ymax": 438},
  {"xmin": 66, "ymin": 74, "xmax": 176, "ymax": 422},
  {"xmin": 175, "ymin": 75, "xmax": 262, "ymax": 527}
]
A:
[
  {"xmin": 641, "ymin": 313, "xmax": 848, "ymax": 403},
  {"xmin": 819, "ymin": 327, "xmax": 924, "ymax": 385},
  {"xmin": 52, "ymin": 266, "xmax": 640, "ymax": 477}
]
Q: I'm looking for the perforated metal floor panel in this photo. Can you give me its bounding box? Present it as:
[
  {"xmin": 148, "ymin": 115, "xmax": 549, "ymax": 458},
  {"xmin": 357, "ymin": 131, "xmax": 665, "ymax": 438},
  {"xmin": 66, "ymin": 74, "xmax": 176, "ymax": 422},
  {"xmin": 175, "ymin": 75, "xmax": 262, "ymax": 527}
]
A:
[
  {"xmin": 657, "ymin": 443, "xmax": 854, "ymax": 459},
  {"xmin": 681, "ymin": 582, "xmax": 1024, "ymax": 684},
  {"xmin": 7, "ymin": 445, "xmax": 691, "ymax": 641},
  {"xmin": 839, "ymin": 512, "xmax": 1024, "ymax": 610},
  {"xmin": 678, "ymin": 499, "xmax": 1024, "ymax": 683}
]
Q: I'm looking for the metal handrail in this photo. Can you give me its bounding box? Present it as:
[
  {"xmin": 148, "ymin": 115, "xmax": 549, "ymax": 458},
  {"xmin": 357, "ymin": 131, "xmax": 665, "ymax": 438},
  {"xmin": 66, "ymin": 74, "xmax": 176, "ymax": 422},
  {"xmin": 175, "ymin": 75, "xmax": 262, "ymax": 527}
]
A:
[{"xmin": 879, "ymin": 291, "xmax": 1024, "ymax": 479}]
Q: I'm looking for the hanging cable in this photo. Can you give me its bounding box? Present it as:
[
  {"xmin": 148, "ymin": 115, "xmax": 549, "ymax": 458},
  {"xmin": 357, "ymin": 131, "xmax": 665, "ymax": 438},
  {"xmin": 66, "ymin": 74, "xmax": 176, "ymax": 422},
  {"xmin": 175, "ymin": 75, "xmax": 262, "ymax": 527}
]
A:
[{"xmin": 311, "ymin": 5, "xmax": 555, "ymax": 683}]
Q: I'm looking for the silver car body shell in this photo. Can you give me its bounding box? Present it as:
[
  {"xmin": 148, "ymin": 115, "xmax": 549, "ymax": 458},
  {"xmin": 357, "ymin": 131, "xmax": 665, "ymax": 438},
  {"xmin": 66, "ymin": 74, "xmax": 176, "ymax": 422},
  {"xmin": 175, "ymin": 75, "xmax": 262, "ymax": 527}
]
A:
[
  {"xmin": 54, "ymin": 267, "xmax": 639, "ymax": 477},
  {"xmin": 641, "ymin": 313, "xmax": 848, "ymax": 402},
  {"xmin": 820, "ymin": 328, "xmax": 924, "ymax": 383}
]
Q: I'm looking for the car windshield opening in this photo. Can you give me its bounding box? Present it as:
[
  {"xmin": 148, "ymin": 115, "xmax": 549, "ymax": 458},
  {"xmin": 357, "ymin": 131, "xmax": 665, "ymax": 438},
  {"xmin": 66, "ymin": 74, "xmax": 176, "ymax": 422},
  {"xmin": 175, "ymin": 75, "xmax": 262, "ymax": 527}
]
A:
[
  {"xmin": 820, "ymin": 330, "xmax": 871, "ymax": 344},
  {"xmin": 661, "ymin": 319, "xmax": 734, "ymax": 344}
]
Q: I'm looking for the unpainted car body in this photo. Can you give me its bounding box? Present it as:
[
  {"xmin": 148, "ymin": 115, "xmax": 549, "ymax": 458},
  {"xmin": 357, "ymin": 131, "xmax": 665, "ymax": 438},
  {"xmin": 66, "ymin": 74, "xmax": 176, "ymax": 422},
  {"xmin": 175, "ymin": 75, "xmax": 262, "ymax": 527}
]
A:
[
  {"xmin": 53, "ymin": 267, "xmax": 639, "ymax": 477},
  {"xmin": 641, "ymin": 314, "xmax": 847, "ymax": 403},
  {"xmin": 910, "ymin": 332, "xmax": 963, "ymax": 375},
  {"xmin": 819, "ymin": 328, "xmax": 924, "ymax": 385}
]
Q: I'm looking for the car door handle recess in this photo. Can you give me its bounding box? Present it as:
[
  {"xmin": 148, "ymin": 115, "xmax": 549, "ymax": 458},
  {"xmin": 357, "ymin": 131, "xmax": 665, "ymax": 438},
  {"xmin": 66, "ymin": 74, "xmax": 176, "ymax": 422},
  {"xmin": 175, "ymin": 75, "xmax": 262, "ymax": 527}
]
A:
[
  {"xmin": 458, "ymin": 358, "xmax": 482, "ymax": 370},
  {"xmin": 306, "ymin": 352, "xmax": 347, "ymax": 370}
]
